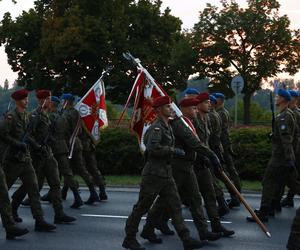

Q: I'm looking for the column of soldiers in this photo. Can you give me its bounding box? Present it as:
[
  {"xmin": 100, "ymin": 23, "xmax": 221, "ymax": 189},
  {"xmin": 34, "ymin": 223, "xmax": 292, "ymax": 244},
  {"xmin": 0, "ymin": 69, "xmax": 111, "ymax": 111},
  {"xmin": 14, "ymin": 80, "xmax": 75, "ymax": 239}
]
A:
[{"xmin": 0, "ymin": 88, "xmax": 108, "ymax": 240}]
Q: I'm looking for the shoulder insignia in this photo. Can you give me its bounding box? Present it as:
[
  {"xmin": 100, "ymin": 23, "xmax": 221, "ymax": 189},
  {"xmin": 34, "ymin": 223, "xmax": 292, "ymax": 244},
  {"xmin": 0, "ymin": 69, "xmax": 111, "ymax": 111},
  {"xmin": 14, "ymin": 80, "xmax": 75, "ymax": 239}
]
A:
[
  {"xmin": 280, "ymin": 124, "xmax": 287, "ymax": 130},
  {"xmin": 6, "ymin": 114, "xmax": 12, "ymax": 119},
  {"xmin": 154, "ymin": 127, "xmax": 160, "ymax": 131}
]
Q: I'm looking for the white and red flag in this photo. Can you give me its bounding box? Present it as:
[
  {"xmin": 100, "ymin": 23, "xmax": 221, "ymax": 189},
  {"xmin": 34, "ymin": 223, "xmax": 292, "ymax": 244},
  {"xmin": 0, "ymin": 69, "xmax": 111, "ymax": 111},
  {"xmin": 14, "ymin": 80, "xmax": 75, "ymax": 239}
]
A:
[{"xmin": 75, "ymin": 78, "xmax": 108, "ymax": 144}]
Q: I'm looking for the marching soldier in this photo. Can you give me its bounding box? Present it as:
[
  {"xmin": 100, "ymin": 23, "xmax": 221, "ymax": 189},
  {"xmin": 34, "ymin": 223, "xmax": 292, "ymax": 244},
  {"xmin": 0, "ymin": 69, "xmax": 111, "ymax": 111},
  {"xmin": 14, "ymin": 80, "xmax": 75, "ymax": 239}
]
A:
[
  {"xmin": 0, "ymin": 89, "xmax": 56, "ymax": 231},
  {"xmin": 247, "ymin": 89, "xmax": 300, "ymax": 222},
  {"xmin": 62, "ymin": 93, "xmax": 99, "ymax": 205},
  {"xmin": 122, "ymin": 96, "xmax": 205, "ymax": 250},
  {"xmin": 214, "ymin": 92, "xmax": 241, "ymax": 208},
  {"xmin": 10, "ymin": 90, "xmax": 76, "ymax": 224}
]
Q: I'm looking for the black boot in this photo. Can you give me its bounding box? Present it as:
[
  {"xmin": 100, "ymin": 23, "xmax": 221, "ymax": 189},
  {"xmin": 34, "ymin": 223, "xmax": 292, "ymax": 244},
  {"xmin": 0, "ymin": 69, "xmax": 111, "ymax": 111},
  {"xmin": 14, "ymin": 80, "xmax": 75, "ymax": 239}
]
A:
[
  {"xmin": 41, "ymin": 192, "xmax": 51, "ymax": 203},
  {"xmin": 70, "ymin": 189, "xmax": 83, "ymax": 209},
  {"xmin": 140, "ymin": 225, "xmax": 162, "ymax": 244},
  {"xmin": 246, "ymin": 209, "xmax": 268, "ymax": 222},
  {"xmin": 54, "ymin": 212, "xmax": 76, "ymax": 224},
  {"xmin": 61, "ymin": 185, "xmax": 69, "ymax": 200},
  {"xmin": 21, "ymin": 198, "xmax": 30, "ymax": 206},
  {"xmin": 11, "ymin": 200, "xmax": 22, "ymax": 223},
  {"xmin": 281, "ymin": 194, "xmax": 294, "ymax": 208},
  {"xmin": 182, "ymin": 237, "xmax": 207, "ymax": 250},
  {"xmin": 201, "ymin": 231, "xmax": 222, "ymax": 241},
  {"xmin": 155, "ymin": 220, "xmax": 175, "ymax": 235},
  {"xmin": 212, "ymin": 225, "xmax": 235, "ymax": 237},
  {"xmin": 6, "ymin": 225, "xmax": 29, "ymax": 240},
  {"xmin": 217, "ymin": 196, "xmax": 230, "ymax": 217},
  {"xmin": 99, "ymin": 186, "xmax": 108, "ymax": 201},
  {"xmin": 35, "ymin": 219, "xmax": 56, "ymax": 232},
  {"xmin": 122, "ymin": 236, "xmax": 145, "ymax": 250},
  {"xmin": 287, "ymin": 232, "xmax": 300, "ymax": 250},
  {"xmin": 84, "ymin": 185, "xmax": 100, "ymax": 205}
]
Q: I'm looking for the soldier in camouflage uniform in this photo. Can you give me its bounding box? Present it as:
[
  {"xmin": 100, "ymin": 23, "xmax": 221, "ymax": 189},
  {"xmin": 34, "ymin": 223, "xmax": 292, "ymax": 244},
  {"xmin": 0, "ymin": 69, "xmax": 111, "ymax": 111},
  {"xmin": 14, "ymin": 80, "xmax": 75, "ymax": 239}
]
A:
[
  {"xmin": 287, "ymin": 207, "xmax": 300, "ymax": 249},
  {"xmin": 247, "ymin": 89, "xmax": 300, "ymax": 222},
  {"xmin": 214, "ymin": 93, "xmax": 241, "ymax": 208},
  {"xmin": 0, "ymin": 89, "xmax": 56, "ymax": 232},
  {"xmin": 11, "ymin": 90, "xmax": 76, "ymax": 224},
  {"xmin": 79, "ymin": 128, "xmax": 108, "ymax": 201},
  {"xmin": 123, "ymin": 96, "xmax": 205, "ymax": 250},
  {"xmin": 62, "ymin": 94, "xmax": 99, "ymax": 205},
  {"xmin": 281, "ymin": 90, "xmax": 300, "ymax": 208}
]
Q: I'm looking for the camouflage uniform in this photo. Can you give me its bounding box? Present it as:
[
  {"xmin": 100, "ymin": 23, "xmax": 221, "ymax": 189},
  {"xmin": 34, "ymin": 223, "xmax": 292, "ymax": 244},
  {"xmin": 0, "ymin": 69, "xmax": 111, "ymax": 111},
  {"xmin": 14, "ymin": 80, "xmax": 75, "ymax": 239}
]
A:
[{"xmin": 124, "ymin": 117, "xmax": 196, "ymax": 246}]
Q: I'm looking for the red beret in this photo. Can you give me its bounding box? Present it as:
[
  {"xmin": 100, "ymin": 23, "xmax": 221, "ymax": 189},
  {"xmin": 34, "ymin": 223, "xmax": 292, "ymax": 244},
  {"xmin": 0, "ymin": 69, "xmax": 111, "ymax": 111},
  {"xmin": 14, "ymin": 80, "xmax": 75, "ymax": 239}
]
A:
[
  {"xmin": 152, "ymin": 96, "xmax": 171, "ymax": 108},
  {"xmin": 36, "ymin": 89, "xmax": 51, "ymax": 99},
  {"xmin": 179, "ymin": 98, "xmax": 199, "ymax": 107},
  {"xmin": 197, "ymin": 92, "xmax": 210, "ymax": 103},
  {"xmin": 11, "ymin": 89, "xmax": 29, "ymax": 101}
]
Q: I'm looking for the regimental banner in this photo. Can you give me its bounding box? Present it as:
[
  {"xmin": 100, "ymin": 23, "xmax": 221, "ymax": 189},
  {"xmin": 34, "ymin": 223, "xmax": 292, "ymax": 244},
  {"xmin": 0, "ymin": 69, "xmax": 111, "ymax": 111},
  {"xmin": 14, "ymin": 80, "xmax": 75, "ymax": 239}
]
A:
[{"xmin": 75, "ymin": 78, "xmax": 108, "ymax": 144}]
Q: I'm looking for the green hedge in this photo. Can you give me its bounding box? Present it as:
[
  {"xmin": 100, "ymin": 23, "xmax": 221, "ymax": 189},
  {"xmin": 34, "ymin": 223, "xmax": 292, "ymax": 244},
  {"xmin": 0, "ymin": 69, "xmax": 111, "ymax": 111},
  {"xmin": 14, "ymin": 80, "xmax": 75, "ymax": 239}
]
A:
[{"xmin": 96, "ymin": 126, "xmax": 272, "ymax": 180}]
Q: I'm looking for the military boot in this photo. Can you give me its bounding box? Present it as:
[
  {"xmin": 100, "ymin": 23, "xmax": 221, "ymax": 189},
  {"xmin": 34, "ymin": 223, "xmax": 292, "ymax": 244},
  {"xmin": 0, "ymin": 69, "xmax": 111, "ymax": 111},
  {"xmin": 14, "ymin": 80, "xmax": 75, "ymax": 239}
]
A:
[
  {"xmin": 182, "ymin": 237, "xmax": 207, "ymax": 250},
  {"xmin": 41, "ymin": 192, "xmax": 51, "ymax": 203},
  {"xmin": 61, "ymin": 185, "xmax": 69, "ymax": 200},
  {"xmin": 227, "ymin": 195, "xmax": 240, "ymax": 209},
  {"xmin": 54, "ymin": 212, "xmax": 76, "ymax": 224},
  {"xmin": 99, "ymin": 186, "xmax": 108, "ymax": 201},
  {"xmin": 281, "ymin": 194, "xmax": 294, "ymax": 208},
  {"xmin": 84, "ymin": 185, "xmax": 100, "ymax": 205},
  {"xmin": 287, "ymin": 231, "xmax": 300, "ymax": 250},
  {"xmin": 155, "ymin": 218, "xmax": 175, "ymax": 235},
  {"xmin": 6, "ymin": 225, "xmax": 29, "ymax": 240},
  {"xmin": 11, "ymin": 200, "xmax": 22, "ymax": 223},
  {"xmin": 35, "ymin": 219, "xmax": 56, "ymax": 232},
  {"xmin": 200, "ymin": 231, "xmax": 222, "ymax": 241},
  {"xmin": 21, "ymin": 197, "xmax": 30, "ymax": 206},
  {"xmin": 212, "ymin": 224, "xmax": 235, "ymax": 237},
  {"xmin": 140, "ymin": 225, "xmax": 162, "ymax": 244},
  {"xmin": 122, "ymin": 236, "xmax": 145, "ymax": 250},
  {"xmin": 70, "ymin": 188, "xmax": 83, "ymax": 209},
  {"xmin": 216, "ymin": 196, "xmax": 230, "ymax": 217},
  {"xmin": 246, "ymin": 209, "xmax": 268, "ymax": 222}
]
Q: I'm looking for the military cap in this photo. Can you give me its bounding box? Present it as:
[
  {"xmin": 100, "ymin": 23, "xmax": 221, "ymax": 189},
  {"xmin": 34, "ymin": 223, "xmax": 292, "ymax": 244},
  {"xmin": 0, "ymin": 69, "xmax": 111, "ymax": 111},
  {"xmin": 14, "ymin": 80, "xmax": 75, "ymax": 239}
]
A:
[
  {"xmin": 209, "ymin": 95, "xmax": 217, "ymax": 104},
  {"xmin": 288, "ymin": 90, "xmax": 299, "ymax": 98},
  {"xmin": 51, "ymin": 96, "xmax": 60, "ymax": 104},
  {"xmin": 11, "ymin": 89, "xmax": 29, "ymax": 101},
  {"xmin": 197, "ymin": 92, "xmax": 210, "ymax": 103},
  {"xmin": 152, "ymin": 96, "xmax": 171, "ymax": 108},
  {"xmin": 212, "ymin": 92, "xmax": 225, "ymax": 100},
  {"xmin": 184, "ymin": 88, "xmax": 200, "ymax": 95},
  {"xmin": 36, "ymin": 89, "xmax": 51, "ymax": 99},
  {"xmin": 179, "ymin": 98, "xmax": 199, "ymax": 107},
  {"xmin": 277, "ymin": 89, "xmax": 291, "ymax": 101},
  {"xmin": 61, "ymin": 93, "xmax": 75, "ymax": 101}
]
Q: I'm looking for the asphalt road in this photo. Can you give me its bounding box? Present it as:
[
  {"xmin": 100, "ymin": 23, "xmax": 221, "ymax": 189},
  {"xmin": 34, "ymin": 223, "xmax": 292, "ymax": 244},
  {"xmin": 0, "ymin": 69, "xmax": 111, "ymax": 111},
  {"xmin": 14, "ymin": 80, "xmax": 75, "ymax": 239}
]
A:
[{"xmin": 0, "ymin": 187, "xmax": 298, "ymax": 250}]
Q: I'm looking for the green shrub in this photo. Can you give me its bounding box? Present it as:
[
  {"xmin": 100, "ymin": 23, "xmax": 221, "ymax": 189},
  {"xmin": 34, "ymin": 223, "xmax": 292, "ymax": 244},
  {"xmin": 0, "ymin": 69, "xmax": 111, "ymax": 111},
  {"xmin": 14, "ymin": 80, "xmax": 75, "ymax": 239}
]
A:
[{"xmin": 96, "ymin": 128, "xmax": 144, "ymax": 175}]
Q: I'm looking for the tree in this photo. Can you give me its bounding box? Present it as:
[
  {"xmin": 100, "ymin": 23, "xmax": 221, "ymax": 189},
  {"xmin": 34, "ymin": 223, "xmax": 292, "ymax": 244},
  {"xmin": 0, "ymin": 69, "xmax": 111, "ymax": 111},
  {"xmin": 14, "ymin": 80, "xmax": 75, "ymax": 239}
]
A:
[
  {"xmin": 0, "ymin": 0, "xmax": 193, "ymax": 102},
  {"xmin": 191, "ymin": 0, "xmax": 300, "ymax": 124}
]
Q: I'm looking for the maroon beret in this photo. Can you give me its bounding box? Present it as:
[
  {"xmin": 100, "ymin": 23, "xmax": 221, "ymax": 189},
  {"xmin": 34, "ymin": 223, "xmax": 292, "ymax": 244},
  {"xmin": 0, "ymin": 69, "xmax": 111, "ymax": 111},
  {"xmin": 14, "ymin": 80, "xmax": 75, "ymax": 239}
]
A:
[
  {"xmin": 196, "ymin": 92, "xmax": 210, "ymax": 103},
  {"xmin": 152, "ymin": 96, "xmax": 172, "ymax": 108},
  {"xmin": 179, "ymin": 98, "xmax": 199, "ymax": 107},
  {"xmin": 36, "ymin": 89, "xmax": 51, "ymax": 99},
  {"xmin": 11, "ymin": 89, "xmax": 29, "ymax": 101}
]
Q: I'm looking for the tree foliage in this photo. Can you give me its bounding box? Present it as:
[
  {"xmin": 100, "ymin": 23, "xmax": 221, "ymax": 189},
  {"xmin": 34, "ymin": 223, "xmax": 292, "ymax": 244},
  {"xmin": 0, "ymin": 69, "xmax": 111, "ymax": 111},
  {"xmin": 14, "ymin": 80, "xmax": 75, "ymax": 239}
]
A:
[{"xmin": 191, "ymin": 0, "xmax": 300, "ymax": 124}]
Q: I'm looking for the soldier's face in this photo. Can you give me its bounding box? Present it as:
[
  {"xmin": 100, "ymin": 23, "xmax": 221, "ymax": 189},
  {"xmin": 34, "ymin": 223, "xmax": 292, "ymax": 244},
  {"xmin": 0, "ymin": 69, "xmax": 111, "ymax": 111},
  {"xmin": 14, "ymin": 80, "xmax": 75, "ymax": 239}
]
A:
[
  {"xmin": 197, "ymin": 100, "xmax": 210, "ymax": 113},
  {"xmin": 160, "ymin": 104, "xmax": 172, "ymax": 118},
  {"xmin": 16, "ymin": 97, "xmax": 28, "ymax": 109},
  {"xmin": 275, "ymin": 95, "xmax": 286, "ymax": 107},
  {"xmin": 50, "ymin": 102, "xmax": 58, "ymax": 112},
  {"xmin": 181, "ymin": 106, "xmax": 197, "ymax": 119}
]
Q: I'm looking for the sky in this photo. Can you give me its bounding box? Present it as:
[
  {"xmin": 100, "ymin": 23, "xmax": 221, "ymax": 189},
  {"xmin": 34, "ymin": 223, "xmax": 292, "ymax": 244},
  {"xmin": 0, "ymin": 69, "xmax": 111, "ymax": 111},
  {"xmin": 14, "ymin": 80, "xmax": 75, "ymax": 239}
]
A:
[{"xmin": 0, "ymin": 0, "xmax": 299, "ymax": 87}]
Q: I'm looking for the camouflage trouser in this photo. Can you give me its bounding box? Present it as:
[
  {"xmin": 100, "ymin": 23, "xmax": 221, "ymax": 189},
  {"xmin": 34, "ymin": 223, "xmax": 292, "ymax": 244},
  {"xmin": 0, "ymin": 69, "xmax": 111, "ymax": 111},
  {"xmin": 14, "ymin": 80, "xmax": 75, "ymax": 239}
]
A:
[
  {"xmin": 0, "ymin": 165, "xmax": 15, "ymax": 229},
  {"xmin": 260, "ymin": 158, "xmax": 300, "ymax": 212},
  {"xmin": 82, "ymin": 150, "xmax": 105, "ymax": 188},
  {"xmin": 287, "ymin": 207, "xmax": 300, "ymax": 249},
  {"xmin": 12, "ymin": 154, "xmax": 64, "ymax": 216},
  {"xmin": 223, "ymin": 146, "xmax": 241, "ymax": 192},
  {"xmin": 4, "ymin": 157, "xmax": 44, "ymax": 220},
  {"xmin": 70, "ymin": 149, "xmax": 94, "ymax": 186},
  {"xmin": 145, "ymin": 168, "xmax": 209, "ymax": 238},
  {"xmin": 194, "ymin": 166, "xmax": 223, "ymax": 231},
  {"xmin": 125, "ymin": 175, "xmax": 190, "ymax": 240},
  {"xmin": 55, "ymin": 153, "xmax": 79, "ymax": 190}
]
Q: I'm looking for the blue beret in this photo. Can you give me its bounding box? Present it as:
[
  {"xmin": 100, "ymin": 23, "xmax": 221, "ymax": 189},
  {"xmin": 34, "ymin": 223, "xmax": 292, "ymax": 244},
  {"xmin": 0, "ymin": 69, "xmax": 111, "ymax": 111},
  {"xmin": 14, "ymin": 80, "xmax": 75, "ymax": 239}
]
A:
[
  {"xmin": 61, "ymin": 93, "xmax": 75, "ymax": 101},
  {"xmin": 51, "ymin": 96, "xmax": 60, "ymax": 104},
  {"xmin": 288, "ymin": 90, "xmax": 299, "ymax": 98},
  {"xmin": 184, "ymin": 88, "xmax": 200, "ymax": 95},
  {"xmin": 212, "ymin": 92, "xmax": 225, "ymax": 100},
  {"xmin": 277, "ymin": 89, "xmax": 291, "ymax": 101},
  {"xmin": 209, "ymin": 95, "xmax": 217, "ymax": 104}
]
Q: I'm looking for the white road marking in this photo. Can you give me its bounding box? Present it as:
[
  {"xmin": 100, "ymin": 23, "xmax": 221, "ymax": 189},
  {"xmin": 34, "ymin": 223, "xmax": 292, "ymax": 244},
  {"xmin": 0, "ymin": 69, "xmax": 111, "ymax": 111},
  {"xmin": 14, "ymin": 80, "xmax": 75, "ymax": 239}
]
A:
[{"xmin": 80, "ymin": 214, "xmax": 232, "ymax": 224}]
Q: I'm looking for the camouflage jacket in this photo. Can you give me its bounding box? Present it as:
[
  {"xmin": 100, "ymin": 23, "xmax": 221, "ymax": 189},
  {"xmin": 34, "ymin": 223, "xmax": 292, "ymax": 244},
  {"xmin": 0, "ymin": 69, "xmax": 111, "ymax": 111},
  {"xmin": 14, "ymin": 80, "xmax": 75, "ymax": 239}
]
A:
[
  {"xmin": 79, "ymin": 128, "xmax": 96, "ymax": 153},
  {"xmin": 142, "ymin": 117, "xmax": 174, "ymax": 178},
  {"xmin": 217, "ymin": 107, "xmax": 232, "ymax": 148}
]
